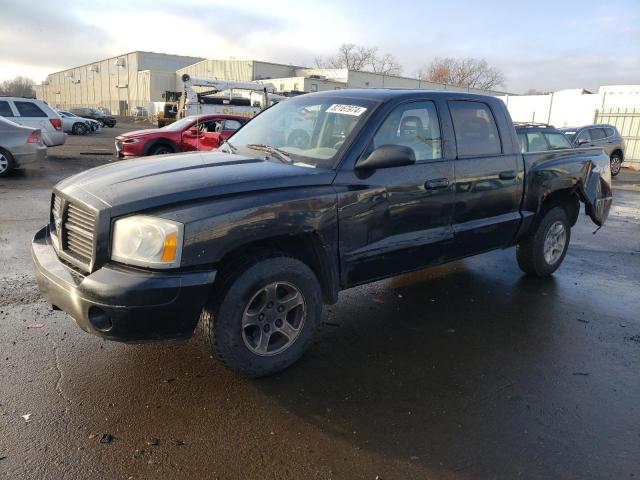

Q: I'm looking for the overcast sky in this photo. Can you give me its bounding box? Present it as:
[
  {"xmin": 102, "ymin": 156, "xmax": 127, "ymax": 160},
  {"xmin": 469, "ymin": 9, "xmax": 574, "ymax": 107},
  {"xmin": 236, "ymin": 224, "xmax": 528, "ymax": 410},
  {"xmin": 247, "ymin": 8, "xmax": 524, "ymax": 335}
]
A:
[{"xmin": 0, "ymin": 0, "xmax": 638, "ymax": 93}]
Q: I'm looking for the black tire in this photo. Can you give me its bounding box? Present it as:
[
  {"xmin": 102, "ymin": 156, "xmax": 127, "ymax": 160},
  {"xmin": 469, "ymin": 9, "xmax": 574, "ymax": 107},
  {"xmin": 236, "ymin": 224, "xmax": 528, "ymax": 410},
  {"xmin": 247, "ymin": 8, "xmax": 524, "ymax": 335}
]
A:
[
  {"xmin": 200, "ymin": 254, "xmax": 322, "ymax": 377},
  {"xmin": 148, "ymin": 143, "xmax": 174, "ymax": 156},
  {"xmin": 72, "ymin": 122, "xmax": 88, "ymax": 135},
  {"xmin": 0, "ymin": 148, "xmax": 15, "ymax": 177},
  {"xmin": 610, "ymin": 153, "xmax": 622, "ymax": 176},
  {"xmin": 516, "ymin": 206, "xmax": 571, "ymax": 277},
  {"xmin": 107, "ymin": 124, "xmax": 114, "ymax": 128}
]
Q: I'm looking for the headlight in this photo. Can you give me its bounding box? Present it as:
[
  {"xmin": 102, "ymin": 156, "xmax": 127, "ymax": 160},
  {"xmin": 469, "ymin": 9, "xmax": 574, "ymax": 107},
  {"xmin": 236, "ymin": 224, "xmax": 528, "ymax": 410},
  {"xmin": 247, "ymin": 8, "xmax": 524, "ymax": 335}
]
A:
[
  {"xmin": 111, "ymin": 215, "xmax": 183, "ymax": 268},
  {"xmin": 123, "ymin": 138, "xmax": 143, "ymax": 144}
]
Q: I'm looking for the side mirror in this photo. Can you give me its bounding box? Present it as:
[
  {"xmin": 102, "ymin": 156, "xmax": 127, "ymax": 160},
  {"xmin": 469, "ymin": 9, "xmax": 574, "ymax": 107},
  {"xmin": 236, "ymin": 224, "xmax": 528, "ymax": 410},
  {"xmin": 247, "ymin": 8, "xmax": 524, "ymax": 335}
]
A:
[
  {"xmin": 186, "ymin": 128, "xmax": 199, "ymax": 136},
  {"xmin": 577, "ymin": 138, "xmax": 589, "ymax": 145},
  {"xmin": 355, "ymin": 145, "xmax": 416, "ymax": 170}
]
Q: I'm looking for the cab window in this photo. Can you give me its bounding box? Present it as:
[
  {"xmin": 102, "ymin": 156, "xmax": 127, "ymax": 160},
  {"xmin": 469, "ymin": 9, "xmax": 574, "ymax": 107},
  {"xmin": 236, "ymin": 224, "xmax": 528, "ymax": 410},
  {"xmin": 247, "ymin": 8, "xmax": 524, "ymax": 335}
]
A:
[
  {"xmin": 372, "ymin": 101, "xmax": 442, "ymax": 161},
  {"xmin": 449, "ymin": 101, "xmax": 501, "ymax": 157}
]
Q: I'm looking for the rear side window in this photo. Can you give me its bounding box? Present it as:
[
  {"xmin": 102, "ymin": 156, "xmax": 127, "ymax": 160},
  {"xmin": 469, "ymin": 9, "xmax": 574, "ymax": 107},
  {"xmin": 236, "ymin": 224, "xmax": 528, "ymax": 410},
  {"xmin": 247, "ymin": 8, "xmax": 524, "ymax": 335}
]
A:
[
  {"xmin": 589, "ymin": 128, "xmax": 607, "ymax": 141},
  {"xmin": 544, "ymin": 133, "xmax": 572, "ymax": 149},
  {"xmin": 373, "ymin": 101, "xmax": 442, "ymax": 161},
  {"xmin": 449, "ymin": 101, "xmax": 501, "ymax": 157},
  {"xmin": 526, "ymin": 132, "xmax": 547, "ymax": 152},
  {"xmin": 15, "ymin": 101, "xmax": 48, "ymax": 118},
  {"xmin": 0, "ymin": 101, "xmax": 14, "ymax": 117}
]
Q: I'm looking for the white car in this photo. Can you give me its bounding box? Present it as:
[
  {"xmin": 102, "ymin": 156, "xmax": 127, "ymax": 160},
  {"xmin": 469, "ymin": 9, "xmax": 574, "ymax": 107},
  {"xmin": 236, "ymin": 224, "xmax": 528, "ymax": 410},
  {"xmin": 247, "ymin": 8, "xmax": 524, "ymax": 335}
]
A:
[
  {"xmin": 0, "ymin": 97, "xmax": 66, "ymax": 146},
  {"xmin": 56, "ymin": 110, "xmax": 93, "ymax": 135}
]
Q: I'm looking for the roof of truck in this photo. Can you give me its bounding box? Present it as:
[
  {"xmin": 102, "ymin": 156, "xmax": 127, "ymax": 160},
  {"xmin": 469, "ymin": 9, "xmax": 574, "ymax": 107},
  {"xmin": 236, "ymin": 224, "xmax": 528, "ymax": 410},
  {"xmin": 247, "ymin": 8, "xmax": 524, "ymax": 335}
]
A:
[{"xmin": 305, "ymin": 88, "xmax": 497, "ymax": 102}]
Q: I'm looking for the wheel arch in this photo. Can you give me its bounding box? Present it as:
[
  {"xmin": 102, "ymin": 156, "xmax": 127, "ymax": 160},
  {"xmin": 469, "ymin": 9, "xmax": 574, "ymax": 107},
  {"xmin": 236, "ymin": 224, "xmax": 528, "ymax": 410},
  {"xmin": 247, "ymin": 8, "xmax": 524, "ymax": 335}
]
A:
[
  {"xmin": 143, "ymin": 138, "xmax": 180, "ymax": 156},
  {"xmin": 213, "ymin": 232, "xmax": 339, "ymax": 305}
]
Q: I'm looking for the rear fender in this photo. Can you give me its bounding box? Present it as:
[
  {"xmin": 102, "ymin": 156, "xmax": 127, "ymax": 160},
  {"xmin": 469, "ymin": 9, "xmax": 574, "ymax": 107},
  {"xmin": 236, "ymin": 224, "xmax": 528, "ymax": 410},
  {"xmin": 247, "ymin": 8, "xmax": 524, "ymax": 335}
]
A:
[{"xmin": 579, "ymin": 158, "xmax": 613, "ymax": 227}]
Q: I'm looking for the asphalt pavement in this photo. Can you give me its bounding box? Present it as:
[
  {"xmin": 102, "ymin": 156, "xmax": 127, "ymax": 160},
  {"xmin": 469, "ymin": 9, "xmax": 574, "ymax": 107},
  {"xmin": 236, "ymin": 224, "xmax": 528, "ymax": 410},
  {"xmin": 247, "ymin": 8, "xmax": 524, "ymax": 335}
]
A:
[{"xmin": 1, "ymin": 127, "xmax": 639, "ymax": 479}]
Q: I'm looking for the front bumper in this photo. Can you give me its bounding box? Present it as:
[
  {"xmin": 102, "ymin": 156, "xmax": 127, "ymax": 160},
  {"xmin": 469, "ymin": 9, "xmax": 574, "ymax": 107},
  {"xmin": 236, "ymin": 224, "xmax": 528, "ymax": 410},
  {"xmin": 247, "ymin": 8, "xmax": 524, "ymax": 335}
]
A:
[{"xmin": 32, "ymin": 225, "xmax": 216, "ymax": 342}]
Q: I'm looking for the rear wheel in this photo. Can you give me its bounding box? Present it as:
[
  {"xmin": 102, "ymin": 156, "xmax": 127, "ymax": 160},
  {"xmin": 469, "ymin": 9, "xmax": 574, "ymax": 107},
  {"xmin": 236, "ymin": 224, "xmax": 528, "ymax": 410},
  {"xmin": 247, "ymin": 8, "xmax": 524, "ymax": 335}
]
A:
[
  {"xmin": 610, "ymin": 153, "xmax": 622, "ymax": 176},
  {"xmin": 200, "ymin": 254, "xmax": 322, "ymax": 377},
  {"xmin": 72, "ymin": 122, "xmax": 88, "ymax": 135},
  {"xmin": 0, "ymin": 148, "xmax": 15, "ymax": 177},
  {"xmin": 516, "ymin": 206, "xmax": 571, "ymax": 277}
]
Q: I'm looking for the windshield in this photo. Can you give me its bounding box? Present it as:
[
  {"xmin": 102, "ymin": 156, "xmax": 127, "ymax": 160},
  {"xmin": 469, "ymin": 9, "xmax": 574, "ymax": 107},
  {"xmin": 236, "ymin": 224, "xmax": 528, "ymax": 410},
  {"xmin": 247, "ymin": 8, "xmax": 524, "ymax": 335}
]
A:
[
  {"xmin": 161, "ymin": 116, "xmax": 197, "ymax": 131},
  {"xmin": 228, "ymin": 96, "xmax": 377, "ymax": 169},
  {"xmin": 89, "ymin": 108, "xmax": 102, "ymax": 115}
]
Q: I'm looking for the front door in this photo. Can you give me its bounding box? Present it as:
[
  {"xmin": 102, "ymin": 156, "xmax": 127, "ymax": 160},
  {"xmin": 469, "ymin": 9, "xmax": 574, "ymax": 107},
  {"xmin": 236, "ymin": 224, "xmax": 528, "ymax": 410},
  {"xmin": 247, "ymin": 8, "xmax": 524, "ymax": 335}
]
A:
[
  {"xmin": 447, "ymin": 100, "xmax": 522, "ymax": 256},
  {"xmin": 181, "ymin": 119, "xmax": 224, "ymax": 151},
  {"xmin": 336, "ymin": 100, "xmax": 456, "ymax": 286}
]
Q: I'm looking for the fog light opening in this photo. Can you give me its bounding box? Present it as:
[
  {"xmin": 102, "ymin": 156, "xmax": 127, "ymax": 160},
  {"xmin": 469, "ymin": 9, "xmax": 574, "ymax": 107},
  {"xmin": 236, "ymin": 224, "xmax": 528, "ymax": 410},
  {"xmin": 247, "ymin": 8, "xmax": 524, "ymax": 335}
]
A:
[{"xmin": 88, "ymin": 307, "xmax": 113, "ymax": 332}]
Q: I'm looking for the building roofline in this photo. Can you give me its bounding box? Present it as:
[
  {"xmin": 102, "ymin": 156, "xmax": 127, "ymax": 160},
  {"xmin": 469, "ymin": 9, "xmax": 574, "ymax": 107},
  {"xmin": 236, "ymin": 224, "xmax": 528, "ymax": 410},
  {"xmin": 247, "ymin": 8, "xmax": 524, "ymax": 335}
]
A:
[{"xmin": 45, "ymin": 51, "xmax": 205, "ymax": 76}]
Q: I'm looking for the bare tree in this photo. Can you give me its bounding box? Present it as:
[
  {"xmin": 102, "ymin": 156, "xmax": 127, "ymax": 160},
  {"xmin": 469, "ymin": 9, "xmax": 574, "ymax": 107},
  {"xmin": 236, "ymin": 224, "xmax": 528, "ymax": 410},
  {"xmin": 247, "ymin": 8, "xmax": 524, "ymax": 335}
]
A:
[
  {"xmin": 0, "ymin": 76, "xmax": 36, "ymax": 97},
  {"xmin": 315, "ymin": 44, "xmax": 402, "ymax": 76},
  {"xmin": 420, "ymin": 57, "xmax": 505, "ymax": 90}
]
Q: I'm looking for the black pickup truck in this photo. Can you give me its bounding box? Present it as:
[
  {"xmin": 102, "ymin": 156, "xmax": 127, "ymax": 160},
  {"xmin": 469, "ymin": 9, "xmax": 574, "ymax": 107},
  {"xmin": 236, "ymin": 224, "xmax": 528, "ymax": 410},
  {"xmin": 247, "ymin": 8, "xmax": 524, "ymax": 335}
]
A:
[{"xmin": 32, "ymin": 90, "xmax": 612, "ymax": 377}]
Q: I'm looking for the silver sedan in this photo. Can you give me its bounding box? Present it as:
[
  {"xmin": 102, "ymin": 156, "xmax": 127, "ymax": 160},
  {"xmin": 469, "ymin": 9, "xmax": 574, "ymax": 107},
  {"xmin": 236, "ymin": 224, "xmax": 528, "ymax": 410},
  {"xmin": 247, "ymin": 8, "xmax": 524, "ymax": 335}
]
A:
[{"xmin": 0, "ymin": 116, "xmax": 47, "ymax": 177}]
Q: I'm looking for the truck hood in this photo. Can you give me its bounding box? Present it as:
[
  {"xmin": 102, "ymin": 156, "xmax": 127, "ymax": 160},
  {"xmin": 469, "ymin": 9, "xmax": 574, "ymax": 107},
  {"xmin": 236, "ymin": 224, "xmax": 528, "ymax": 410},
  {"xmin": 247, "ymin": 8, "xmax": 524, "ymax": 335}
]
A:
[{"xmin": 56, "ymin": 151, "xmax": 335, "ymax": 216}]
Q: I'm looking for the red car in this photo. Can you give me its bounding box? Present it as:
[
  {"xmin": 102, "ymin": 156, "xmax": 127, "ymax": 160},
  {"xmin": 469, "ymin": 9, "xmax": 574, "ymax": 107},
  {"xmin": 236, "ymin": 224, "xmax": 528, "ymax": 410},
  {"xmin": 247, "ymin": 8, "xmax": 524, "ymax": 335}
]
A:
[{"xmin": 115, "ymin": 115, "xmax": 247, "ymax": 158}]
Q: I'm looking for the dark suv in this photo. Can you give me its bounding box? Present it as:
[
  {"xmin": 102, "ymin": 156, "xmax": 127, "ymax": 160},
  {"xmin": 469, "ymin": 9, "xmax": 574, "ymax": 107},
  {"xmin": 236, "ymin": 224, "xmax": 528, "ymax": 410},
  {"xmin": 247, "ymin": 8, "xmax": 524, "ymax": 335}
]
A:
[
  {"xmin": 515, "ymin": 123, "xmax": 573, "ymax": 153},
  {"xmin": 69, "ymin": 107, "xmax": 116, "ymax": 128},
  {"xmin": 559, "ymin": 125, "xmax": 625, "ymax": 176}
]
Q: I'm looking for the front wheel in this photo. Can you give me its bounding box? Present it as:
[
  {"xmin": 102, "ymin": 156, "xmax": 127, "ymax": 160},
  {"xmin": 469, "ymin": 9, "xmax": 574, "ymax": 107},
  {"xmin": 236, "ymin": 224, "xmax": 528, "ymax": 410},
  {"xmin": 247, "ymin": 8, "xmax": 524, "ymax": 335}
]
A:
[
  {"xmin": 200, "ymin": 255, "xmax": 322, "ymax": 377},
  {"xmin": 516, "ymin": 206, "xmax": 571, "ymax": 277},
  {"xmin": 610, "ymin": 153, "xmax": 622, "ymax": 176}
]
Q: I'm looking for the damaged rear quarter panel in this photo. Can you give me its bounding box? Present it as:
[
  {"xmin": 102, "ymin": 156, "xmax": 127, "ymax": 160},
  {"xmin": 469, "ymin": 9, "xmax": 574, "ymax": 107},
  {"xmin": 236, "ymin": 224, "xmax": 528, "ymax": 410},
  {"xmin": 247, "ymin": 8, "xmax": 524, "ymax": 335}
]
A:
[{"xmin": 522, "ymin": 147, "xmax": 613, "ymax": 227}]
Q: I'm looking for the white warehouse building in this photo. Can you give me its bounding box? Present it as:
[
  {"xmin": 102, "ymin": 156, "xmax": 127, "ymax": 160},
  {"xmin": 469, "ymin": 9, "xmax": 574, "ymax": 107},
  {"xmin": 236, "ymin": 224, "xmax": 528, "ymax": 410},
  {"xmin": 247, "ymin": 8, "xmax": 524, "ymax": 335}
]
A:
[{"xmin": 35, "ymin": 51, "xmax": 204, "ymax": 115}]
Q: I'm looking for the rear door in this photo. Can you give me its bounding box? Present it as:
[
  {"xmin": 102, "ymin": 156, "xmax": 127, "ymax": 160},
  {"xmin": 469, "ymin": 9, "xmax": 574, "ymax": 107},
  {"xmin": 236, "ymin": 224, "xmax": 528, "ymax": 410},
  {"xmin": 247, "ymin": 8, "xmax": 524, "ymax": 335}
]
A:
[
  {"xmin": 448, "ymin": 99, "xmax": 523, "ymax": 256},
  {"xmin": 337, "ymin": 99, "xmax": 456, "ymax": 286}
]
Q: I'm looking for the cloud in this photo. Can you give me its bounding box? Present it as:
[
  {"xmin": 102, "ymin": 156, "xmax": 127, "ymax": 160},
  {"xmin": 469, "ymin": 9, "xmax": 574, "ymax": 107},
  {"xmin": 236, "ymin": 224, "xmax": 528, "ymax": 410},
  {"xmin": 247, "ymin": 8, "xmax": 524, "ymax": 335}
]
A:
[{"xmin": 0, "ymin": 0, "xmax": 116, "ymax": 69}]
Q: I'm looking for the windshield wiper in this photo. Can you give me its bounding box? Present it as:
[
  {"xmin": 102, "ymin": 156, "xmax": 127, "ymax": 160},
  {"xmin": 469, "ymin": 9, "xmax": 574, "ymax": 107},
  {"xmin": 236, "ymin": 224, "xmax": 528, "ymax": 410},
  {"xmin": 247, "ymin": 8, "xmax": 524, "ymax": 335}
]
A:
[{"xmin": 246, "ymin": 144, "xmax": 293, "ymax": 164}]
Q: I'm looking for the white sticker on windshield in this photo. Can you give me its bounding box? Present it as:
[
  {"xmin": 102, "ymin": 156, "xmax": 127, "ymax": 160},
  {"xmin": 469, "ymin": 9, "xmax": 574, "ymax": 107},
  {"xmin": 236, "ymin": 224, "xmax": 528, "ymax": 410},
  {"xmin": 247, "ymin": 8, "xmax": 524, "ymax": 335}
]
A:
[{"xmin": 326, "ymin": 104, "xmax": 367, "ymax": 116}]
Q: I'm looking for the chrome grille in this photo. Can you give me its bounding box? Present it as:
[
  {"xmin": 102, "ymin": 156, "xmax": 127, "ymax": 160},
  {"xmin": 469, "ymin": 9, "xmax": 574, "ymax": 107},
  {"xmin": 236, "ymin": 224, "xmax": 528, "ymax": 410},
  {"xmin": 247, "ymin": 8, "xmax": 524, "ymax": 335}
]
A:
[
  {"xmin": 51, "ymin": 194, "xmax": 97, "ymax": 270},
  {"xmin": 64, "ymin": 203, "xmax": 96, "ymax": 264}
]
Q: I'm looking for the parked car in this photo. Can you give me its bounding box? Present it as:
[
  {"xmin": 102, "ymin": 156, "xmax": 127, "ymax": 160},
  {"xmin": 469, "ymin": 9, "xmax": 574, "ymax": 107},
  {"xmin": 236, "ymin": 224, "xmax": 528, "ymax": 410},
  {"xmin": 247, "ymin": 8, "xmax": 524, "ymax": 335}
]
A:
[
  {"xmin": 0, "ymin": 96, "xmax": 65, "ymax": 146},
  {"xmin": 59, "ymin": 111, "xmax": 101, "ymax": 133},
  {"xmin": 0, "ymin": 116, "xmax": 47, "ymax": 177},
  {"xmin": 56, "ymin": 110, "xmax": 92, "ymax": 135},
  {"xmin": 131, "ymin": 106, "xmax": 149, "ymax": 117},
  {"xmin": 69, "ymin": 107, "xmax": 116, "ymax": 128},
  {"xmin": 97, "ymin": 107, "xmax": 112, "ymax": 116},
  {"xmin": 114, "ymin": 114, "xmax": 246, "ymax": 158},
  {"xmin": 515, "ymin": 123, "xmax": 573, "ymax": 152},
  {"xmin": 559, "ymin": 125, "xmax": 625, "ymax": 176},
  {"xmin": 32, "ymin": 90, "xmax": 612, "ymax": 377}
]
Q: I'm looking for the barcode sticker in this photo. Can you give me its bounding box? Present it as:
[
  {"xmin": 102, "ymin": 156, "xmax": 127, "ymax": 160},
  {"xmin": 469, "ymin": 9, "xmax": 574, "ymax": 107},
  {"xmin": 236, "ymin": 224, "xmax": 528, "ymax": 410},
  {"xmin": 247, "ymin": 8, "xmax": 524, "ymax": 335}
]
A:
[{"xmin": 326, "ymin": 104, "xmax": 367, "ymax": 116}]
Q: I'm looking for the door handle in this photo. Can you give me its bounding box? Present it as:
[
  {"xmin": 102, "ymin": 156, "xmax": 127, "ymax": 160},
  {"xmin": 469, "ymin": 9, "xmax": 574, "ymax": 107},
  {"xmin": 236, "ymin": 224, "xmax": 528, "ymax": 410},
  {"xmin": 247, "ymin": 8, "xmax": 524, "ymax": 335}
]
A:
[
  {"xmin": 424, "ymin": 178, "xmax": 449, "ymax": 190},
  {"xmin": 499, "ymin": 170, "xmax": 516, "ymax": 180}
]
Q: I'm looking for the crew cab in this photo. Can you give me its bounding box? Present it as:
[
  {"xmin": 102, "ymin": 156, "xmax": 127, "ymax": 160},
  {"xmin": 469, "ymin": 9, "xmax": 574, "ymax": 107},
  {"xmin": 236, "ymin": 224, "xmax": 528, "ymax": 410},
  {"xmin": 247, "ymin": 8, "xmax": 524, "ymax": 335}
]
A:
[
  {"xmin": 114, "ymin": 114, "xmax": 247, "ymax": 158},
  {"xmin": 32, "ymin": 90, "xmax": 612, "ymax": 377}
]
